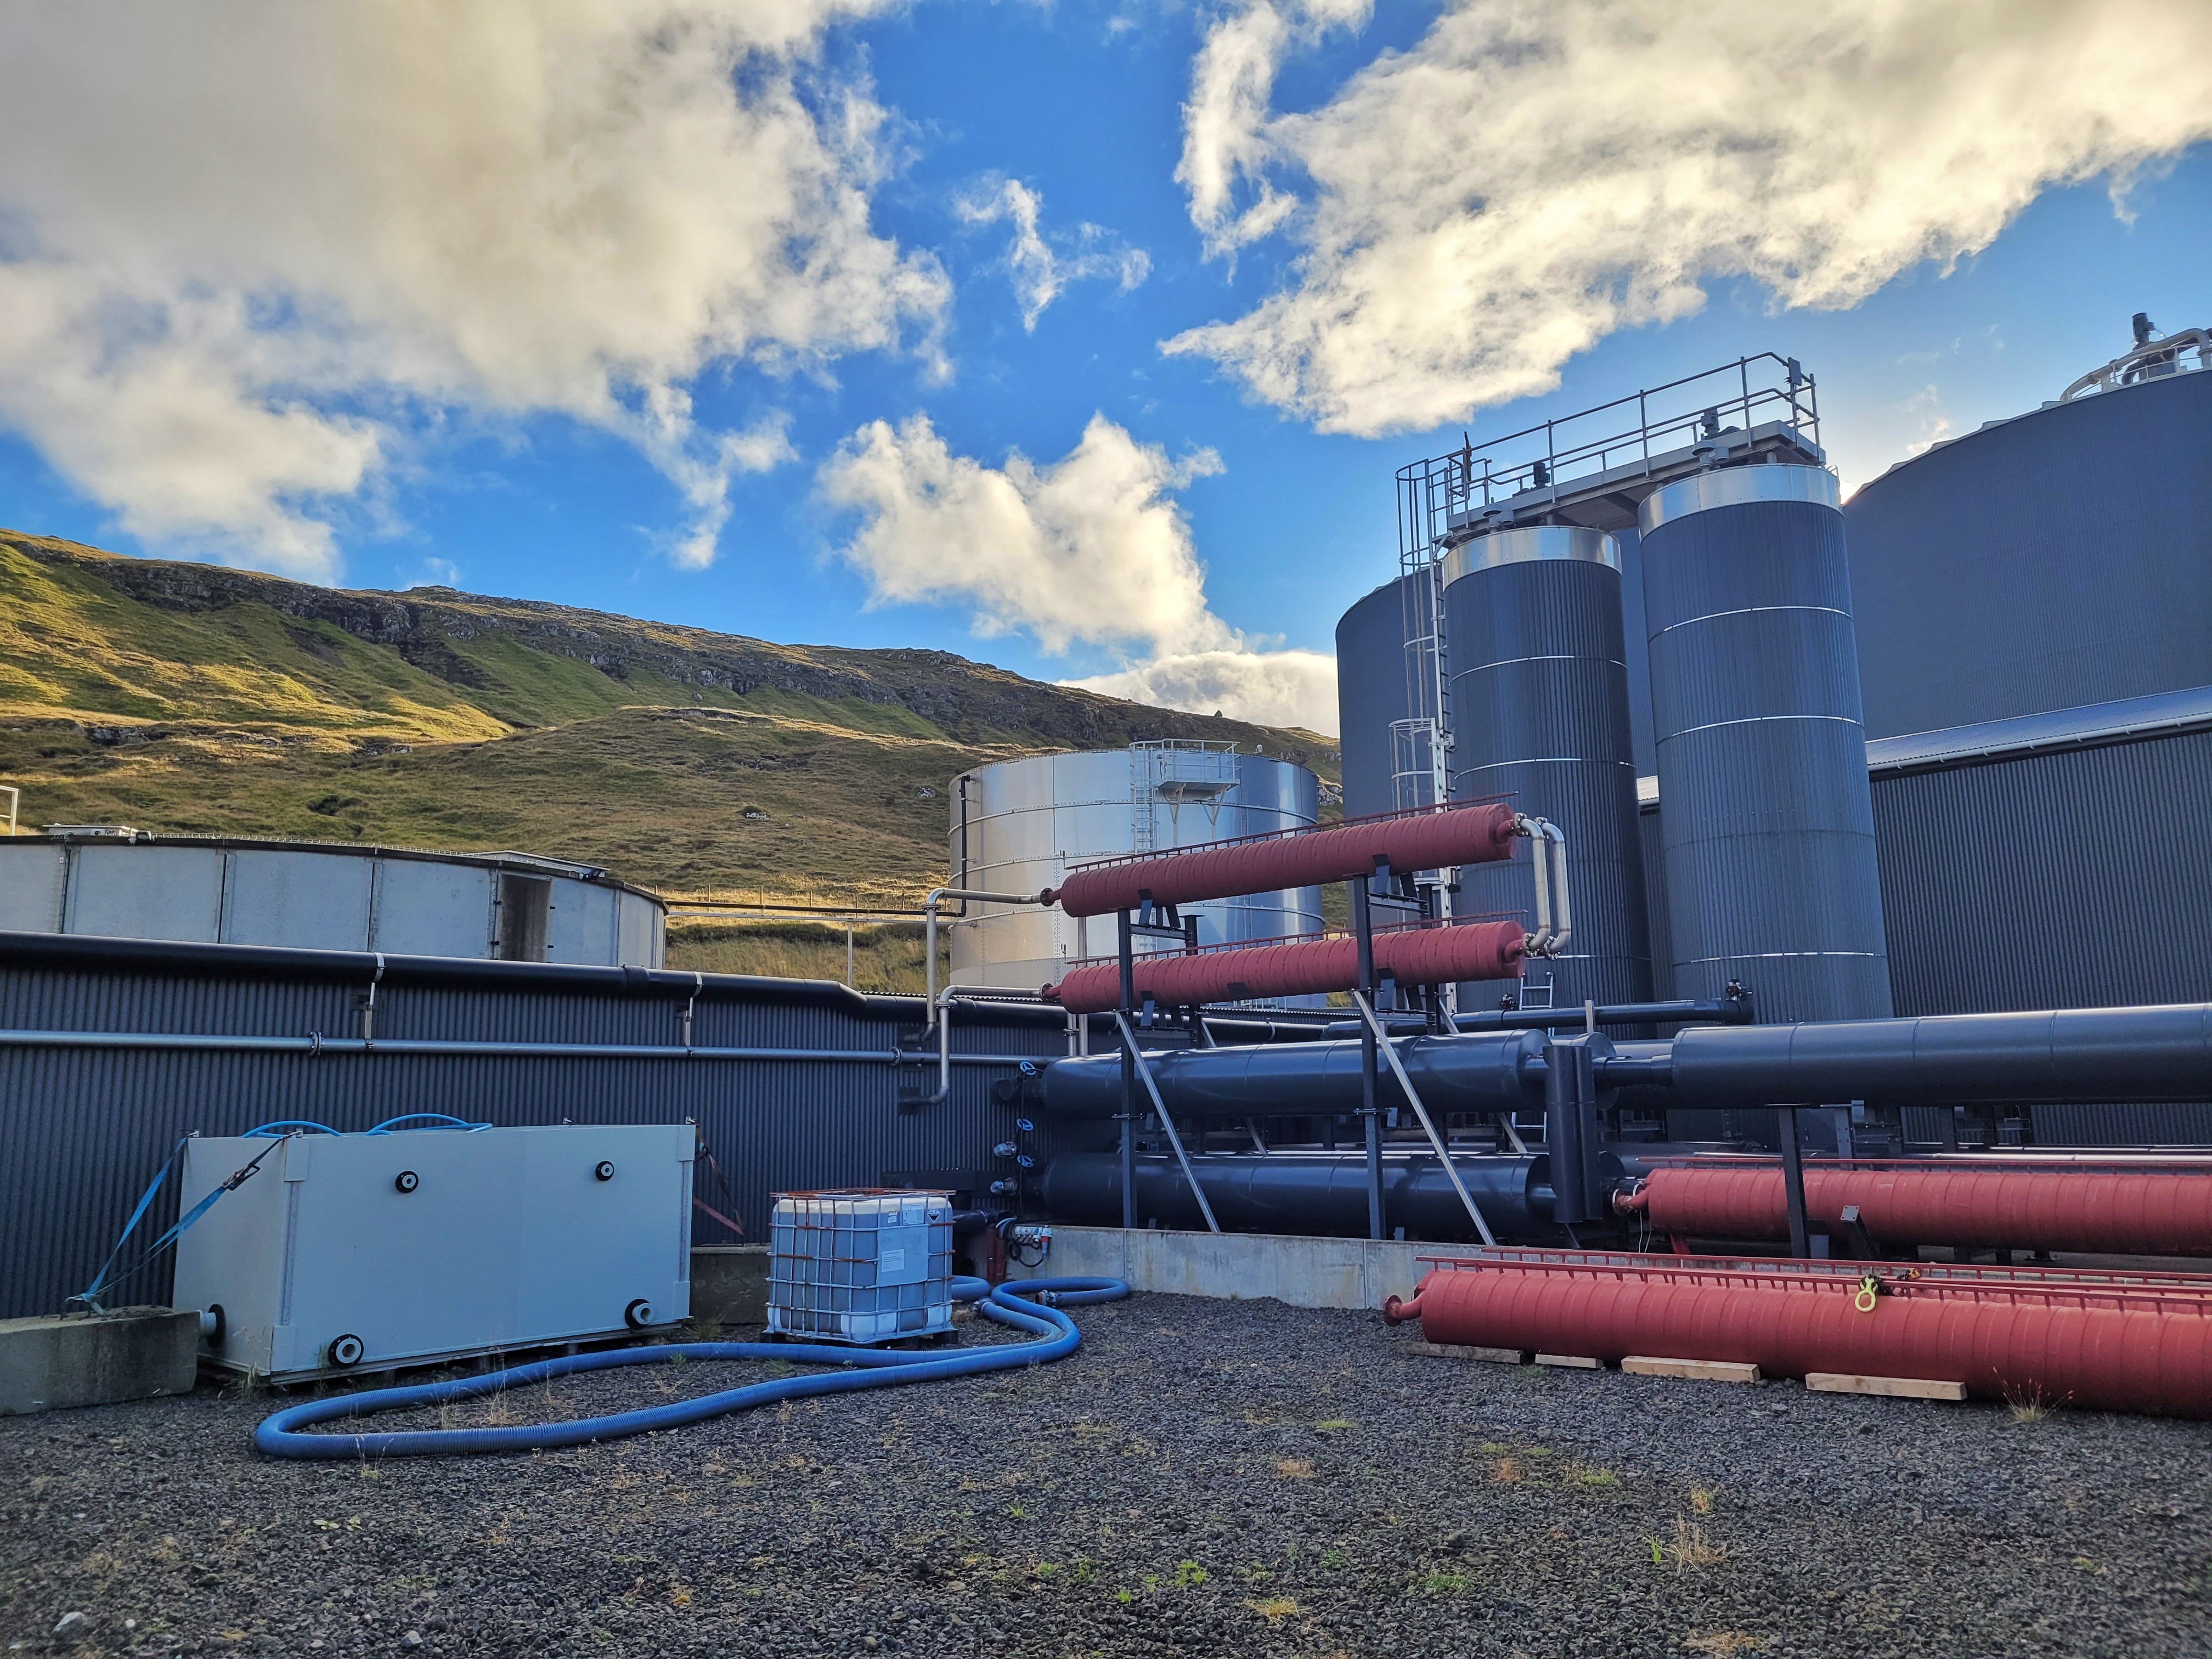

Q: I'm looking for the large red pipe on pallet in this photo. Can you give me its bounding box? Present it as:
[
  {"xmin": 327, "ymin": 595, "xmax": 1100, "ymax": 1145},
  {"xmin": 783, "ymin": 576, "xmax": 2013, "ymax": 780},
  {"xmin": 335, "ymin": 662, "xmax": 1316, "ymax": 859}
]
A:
[
  {"xmin": 1388, "ymin": 1264, "xmax": 2212, "ymax": 1417},
  {"xmin": 1042, "ymin": 921, "xmax": 1527, "ymax": 1014},
  {"xmin": 1042, "ymin": 802, "xmax": 1520, "ymax": 918},
  {"xmin": 1635, "ymin": 1164, "xmax": 2212, "ymax": 1257}
]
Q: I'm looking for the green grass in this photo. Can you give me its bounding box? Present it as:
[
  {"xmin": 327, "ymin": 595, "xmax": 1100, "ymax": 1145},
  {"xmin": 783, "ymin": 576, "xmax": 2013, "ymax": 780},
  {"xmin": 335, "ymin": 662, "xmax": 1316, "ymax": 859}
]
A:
[{"xmin": 0, "ymin": 531, "xmax": 1342, "ymax": 970}]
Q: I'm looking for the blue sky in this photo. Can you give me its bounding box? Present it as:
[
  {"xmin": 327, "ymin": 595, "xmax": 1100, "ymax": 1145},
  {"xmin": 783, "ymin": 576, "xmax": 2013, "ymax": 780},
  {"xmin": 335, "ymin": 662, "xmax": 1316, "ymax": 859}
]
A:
[{"xmin": 2, "ymin": 2, "xmax": 2207, "ymax": 734}]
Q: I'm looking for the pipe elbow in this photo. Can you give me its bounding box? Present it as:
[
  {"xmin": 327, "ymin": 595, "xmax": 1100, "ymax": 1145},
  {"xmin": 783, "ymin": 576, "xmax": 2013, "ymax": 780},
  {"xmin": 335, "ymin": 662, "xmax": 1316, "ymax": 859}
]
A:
[{"xmin": 1612, "ymin": 1183, "xmax": 1650, "ymax": 1215}]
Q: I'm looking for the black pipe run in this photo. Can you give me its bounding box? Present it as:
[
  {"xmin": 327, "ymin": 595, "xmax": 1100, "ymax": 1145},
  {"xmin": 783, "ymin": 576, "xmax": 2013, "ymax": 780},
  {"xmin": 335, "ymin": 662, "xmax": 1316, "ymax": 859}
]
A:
[
  {"xmin": 1030, "ymin": 1003, "xmax": 2212, "ymax": 1123},
  {"xmin": 1036, "ymin": 1151, "xmax": 1605, "ymax": 1242}
]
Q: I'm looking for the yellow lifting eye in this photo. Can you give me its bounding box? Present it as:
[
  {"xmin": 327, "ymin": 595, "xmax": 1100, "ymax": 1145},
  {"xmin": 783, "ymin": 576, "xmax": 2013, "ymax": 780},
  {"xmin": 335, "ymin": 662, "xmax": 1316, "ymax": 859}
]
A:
[{"xmin": 1853, "ymin": 1273, "xmax": 1881, "ymax": 1314}]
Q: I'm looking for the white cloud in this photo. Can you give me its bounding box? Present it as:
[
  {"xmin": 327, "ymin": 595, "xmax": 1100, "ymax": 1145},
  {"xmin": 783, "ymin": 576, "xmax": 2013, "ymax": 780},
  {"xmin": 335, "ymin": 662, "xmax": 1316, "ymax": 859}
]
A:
[
  {"xmin": 1165, "ymin": 0, "xmax": 2212, "ymax": 438},
  {"xmin": 0, "ymin": 2, "xmax": 949, "ymax": 580},
  {"xmin": 955, "ymin": 178, "xmax": 1150, "ymax": 331},
  {"xmin": 1064, "ymin": 648, "xmax": 1339, "ymax": 735},
  {"xmin": 819, "ymin": 411, "xmax": 1336, "ymax": 731}
]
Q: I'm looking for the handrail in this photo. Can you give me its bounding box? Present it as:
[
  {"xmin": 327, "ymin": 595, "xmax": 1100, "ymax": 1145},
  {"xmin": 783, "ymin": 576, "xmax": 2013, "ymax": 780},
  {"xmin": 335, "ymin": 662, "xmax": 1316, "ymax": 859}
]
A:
[
  {"xmin": 1112, "ymin": 1011, "xmax": 1221, "ymax": 1234},
  {"xmin": 1350, "ymin": 990, "xmax": 1496, "ymax": 1245}
]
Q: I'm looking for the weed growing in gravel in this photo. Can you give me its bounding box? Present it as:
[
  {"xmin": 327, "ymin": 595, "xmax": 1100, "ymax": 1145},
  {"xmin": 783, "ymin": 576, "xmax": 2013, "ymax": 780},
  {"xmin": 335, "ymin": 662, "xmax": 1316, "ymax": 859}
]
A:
[
  {"xmin": 227, "ymin": 1367, "xmax": 266, "ymax": 1402},
  {"xmin": 1684, "ymin": 1633, "xmax": 1764, "ymax": 1656},
  {"xmin": 1690, "ymin": 1485, "xmax": 1718, "ymax": 1515},
  {"xmin": 1567, "ymin": 1462, "xmax": 1617, "ymax": 1488},
  {"xmin": 1276, "ymin": 1458, "xmax": 1315, "ymax": 1479},
  {"xmin": 1319, "ymin": 1548, "xmax": 1348, "ymax": 1571},
  {"xmin": 1173, "ymin": 1560, "xmax": 1209, "ymax": 1587},
  {"xmin": 2007, "ymin": 1386, "xmax": 2063, "ymax": 1422},
  {"xmin": 1663, "ymin": 1514, "xmax": 1726, "ymax": 1570},
  {"xmin": 1313, "ymin": 1418, "xmax": 1355, "ymax": 1432},
  {"xmin": 1422, "ymin": 1571, "xmax": 1471, "ymax": 1594},
  {"xmin": 1490, "ymin": 1456, "xmax": 1521, "ymax": 1485},
  {"xmin": 1248, "ymin": 1596, "xmax": 1301, "ymax": 1622}
]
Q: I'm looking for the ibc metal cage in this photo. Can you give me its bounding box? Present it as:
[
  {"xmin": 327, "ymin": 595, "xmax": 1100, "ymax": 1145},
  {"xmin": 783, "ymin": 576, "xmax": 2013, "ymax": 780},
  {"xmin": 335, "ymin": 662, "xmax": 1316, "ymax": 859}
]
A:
[{"xmin": 767, "ymin": 1189, "xmax": 956, "ymax": 1345}]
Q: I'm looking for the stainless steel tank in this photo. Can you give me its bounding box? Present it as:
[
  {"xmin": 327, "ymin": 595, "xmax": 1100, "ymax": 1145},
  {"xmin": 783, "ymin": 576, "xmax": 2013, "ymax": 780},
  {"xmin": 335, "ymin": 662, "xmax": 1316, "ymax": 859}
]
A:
[
  {"xmin": 947, "ymin": 743, "xmax": 1324, "ymax": 995},
  {"xmin": 1444, "ymin": 524, "xmax": 1652, "ymax": 1015},
  {"xmin": 0, "ymin": 834, "xmax": 665, "ymax": 966},
  {"xmin": 1639, "ymin": 465, "xmax": 1892, "ymax": 1022}
]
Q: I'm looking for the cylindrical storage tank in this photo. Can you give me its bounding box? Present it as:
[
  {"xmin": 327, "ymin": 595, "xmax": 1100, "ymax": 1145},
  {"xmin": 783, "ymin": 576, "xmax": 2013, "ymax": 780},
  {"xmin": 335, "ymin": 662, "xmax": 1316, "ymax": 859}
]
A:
[
  {"xmin": 1844, "ymin": 357, "xmax": 2212, "ymax": 738},
  {"xmin": 1639, "ymin": 466, "xmax": 1892, "ymax": 1023},
  {"xmin": 1445, "ymin": 525, "xmax": 1651, "ymax": 1016},
  {"xmin": 948, "ymin": 744, "xmax": 1323, "ymax": 995},
  {"xmin": 0, "ymin": 834, "xmax": 665, "ymax": 966},
  {"xmin": 1334, "ymin": 573, "xmax": 1434, "ymax": 820}
]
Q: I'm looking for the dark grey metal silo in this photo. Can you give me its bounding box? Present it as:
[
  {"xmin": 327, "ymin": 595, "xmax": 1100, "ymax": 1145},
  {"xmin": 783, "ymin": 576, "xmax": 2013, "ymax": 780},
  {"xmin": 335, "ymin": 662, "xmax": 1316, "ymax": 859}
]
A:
[
  {"xmin": 1334, "ymin": 574, "xmax": 1435, "ymax": 821},
  {"xmin": 1640, "ymin": 465, "xmax": 1893, "ymax": 1023},
  {"xmin": 1444, "ymin": 526, "xmax": 1652, "ymax": 1014}
]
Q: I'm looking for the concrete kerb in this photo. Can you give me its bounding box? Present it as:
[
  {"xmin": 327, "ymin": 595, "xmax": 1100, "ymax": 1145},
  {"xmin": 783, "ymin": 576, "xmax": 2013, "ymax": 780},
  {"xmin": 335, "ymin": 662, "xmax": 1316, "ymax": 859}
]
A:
[{"xmin": 1008, "ymin": 1225, "xmax": 1425, "ymax": 1311}]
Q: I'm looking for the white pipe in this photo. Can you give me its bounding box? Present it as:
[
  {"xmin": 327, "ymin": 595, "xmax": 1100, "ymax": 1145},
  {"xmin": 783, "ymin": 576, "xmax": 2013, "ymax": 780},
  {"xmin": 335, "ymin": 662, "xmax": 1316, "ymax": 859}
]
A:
[
  {"xmin": 1350, "ymin": 990, "xmax": 1497, "ymax": 1245},
  {"xmin": 1543, "ymin": 819, "xmax": 1573, "ymax": 955},
  {"xmin": 921, "ymin": 886, "xmax": 1049, "ymax": 1107},
  {"xmin": 1515, "ymin": 814, "xmax": 1553, "ymax": 956}
]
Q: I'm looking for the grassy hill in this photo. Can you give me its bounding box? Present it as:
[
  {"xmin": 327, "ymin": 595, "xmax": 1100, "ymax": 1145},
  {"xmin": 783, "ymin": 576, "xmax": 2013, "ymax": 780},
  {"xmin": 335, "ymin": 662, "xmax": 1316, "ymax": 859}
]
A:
[{"xmin": 0, "ymin": 532, "xmax": 1339, "ymax": 982}]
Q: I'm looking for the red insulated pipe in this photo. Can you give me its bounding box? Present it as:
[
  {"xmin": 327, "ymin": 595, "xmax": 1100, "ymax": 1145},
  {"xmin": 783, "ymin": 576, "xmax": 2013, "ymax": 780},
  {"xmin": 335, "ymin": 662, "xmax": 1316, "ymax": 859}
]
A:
[
  {"xmin": 1402, "ymin": 1265, "xmax": 2212, "ymax": 1417},
  {"xmin": 1641, "ymin": 1165, "xmax": 2212, "ymax": 1257},
  {"xmin": 1043, "ymin": 802, "xmax": 1521, "ymax": 918},
  {"xmin": 1041, "ymin": 920, "xmax": 1527, "ymax": 1013}
]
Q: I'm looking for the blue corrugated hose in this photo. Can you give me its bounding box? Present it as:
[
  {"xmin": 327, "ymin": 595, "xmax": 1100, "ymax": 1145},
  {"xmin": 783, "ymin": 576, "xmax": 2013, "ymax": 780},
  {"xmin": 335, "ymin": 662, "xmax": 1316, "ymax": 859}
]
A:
[{"xmin": 252, "ymin": 1276, "xmax": 1130, "ymax": 1459}]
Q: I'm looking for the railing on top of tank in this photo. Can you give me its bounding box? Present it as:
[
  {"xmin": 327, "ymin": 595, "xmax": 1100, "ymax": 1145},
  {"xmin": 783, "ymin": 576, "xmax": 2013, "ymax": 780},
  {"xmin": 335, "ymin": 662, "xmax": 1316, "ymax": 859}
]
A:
[
  {"xmin": 2059, "ymin": 325, "xmax": 2210, "ymax": 402},
  {"xmin": 1395, "ymin": 352, "xmax": 1822, "ymax": 565}
]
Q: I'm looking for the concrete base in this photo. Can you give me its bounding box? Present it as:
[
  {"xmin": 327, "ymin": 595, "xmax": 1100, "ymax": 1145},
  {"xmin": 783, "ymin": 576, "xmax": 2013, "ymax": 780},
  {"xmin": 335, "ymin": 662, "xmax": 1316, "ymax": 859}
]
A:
[
  {"xmin": 690, "ymin": 1246, "xmax": 770, "ymax": 1327},
  {"xmin": 0, "ymin": 1307, "xmax": 200, "ymax": 1415},
  {"xmin": 1008, "ymin": 1226, "xmax": 1433, "ymax": 1311}
]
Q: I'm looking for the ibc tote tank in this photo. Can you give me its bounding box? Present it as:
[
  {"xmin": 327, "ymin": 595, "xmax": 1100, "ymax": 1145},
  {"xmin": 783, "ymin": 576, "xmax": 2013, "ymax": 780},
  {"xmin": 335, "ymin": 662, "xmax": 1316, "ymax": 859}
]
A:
[
  {"xmin": 1444, "ymin": 526, "xmax": 1652, "ymax": 1014},
  {"xmin": 1639, "ymin": 465, "xmax": 1892, "ymax": 1023}
]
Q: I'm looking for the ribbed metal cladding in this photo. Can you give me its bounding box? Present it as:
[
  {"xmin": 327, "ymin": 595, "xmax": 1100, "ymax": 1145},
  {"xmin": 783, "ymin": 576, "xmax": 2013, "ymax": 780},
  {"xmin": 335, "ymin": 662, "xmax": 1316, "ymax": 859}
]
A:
[
  {"xmin": 1444, "ymin": 527, "xmax": 1651, "ymax": 1017},
  {"xmin": 1334, "ymin": 574, "xmax": 1424, "ymax": 819},
  {"xmin": 0, "ymin": 951, "xmax": 1068, "ymax": 1320},
  {"xmin": 1637, "ymin": 803, "xmax": 1673, "ymax": 1001},
  {"xmin": 1870, "ymin": 726, "xmax": 2212, "ymax": 1143},
  {"xmin": 1845, "ymin": 368, "xmax": 2212, "ymax": 739},
  {"xmin": 1640, "ymin": 467, "xmax": 1893, "ymax": 1023}
]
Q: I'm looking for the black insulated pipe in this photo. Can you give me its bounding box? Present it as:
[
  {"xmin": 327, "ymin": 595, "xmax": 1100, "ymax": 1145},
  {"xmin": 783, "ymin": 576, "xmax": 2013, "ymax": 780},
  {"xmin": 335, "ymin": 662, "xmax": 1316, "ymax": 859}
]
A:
[
  {"xmin": 1664, "ymin": 1003, "xmax": 2212, "ymax": 1107},
  {"xmin": 1029, "ymin": 1030, "xmax": 1558, "ymax": 1121},
  {"xmin": 1035, "ymin": 1151, "xmax": 1594, "ymax": 1242}
]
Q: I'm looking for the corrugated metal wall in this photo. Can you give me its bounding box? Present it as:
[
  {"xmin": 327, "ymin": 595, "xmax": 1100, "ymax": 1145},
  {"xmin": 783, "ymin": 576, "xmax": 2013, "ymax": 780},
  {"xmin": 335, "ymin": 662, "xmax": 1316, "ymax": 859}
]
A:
[
  {"xmin": 0, "ymin": 943, "xmax": 1068, "ymax": 1320},
  {"xmin": 1844, "ymin": 368, "xmax": 2212, "ymax": 740},
  {"xmin": 1641, "ymin": 727, "xmax": 2212, "ymax": 1143},
  {"xmin": 1869, "ymin": 728, "xmax": 2212, "ymax": 1144}
]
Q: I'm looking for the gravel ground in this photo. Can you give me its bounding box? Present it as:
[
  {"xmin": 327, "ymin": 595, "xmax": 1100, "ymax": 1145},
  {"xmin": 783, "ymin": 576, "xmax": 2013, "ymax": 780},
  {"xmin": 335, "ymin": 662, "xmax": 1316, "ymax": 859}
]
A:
[{"xmin": 4, "ymin": 1294, "xmax": 2210, "ymax": 1658}]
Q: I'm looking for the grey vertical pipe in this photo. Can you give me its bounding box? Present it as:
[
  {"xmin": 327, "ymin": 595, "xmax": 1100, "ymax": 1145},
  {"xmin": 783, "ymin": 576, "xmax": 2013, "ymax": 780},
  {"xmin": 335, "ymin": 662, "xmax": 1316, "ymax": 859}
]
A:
[
  {"xmin": 1353, "ymin": 879, "xmax": 1384, "ymax": 1240},
  {"xmin": 1542, "ymin": 1039, "xmax": 1596, "ymax": 1226},
  {"xmin": 1639, "ymin": 466, "xmax": 1893, "ymax": 1023},
  {"xmin": 1444, "ymin": 526, "xmax": 1653, "ymax": 1015},
  {"xmin": 1777, "ymin": 1105, "xmax": 1811, "ymax": 1259},
  {"xmin": 1118, "ymin": 911, "xmax": 1137, "ymax": 1230}
]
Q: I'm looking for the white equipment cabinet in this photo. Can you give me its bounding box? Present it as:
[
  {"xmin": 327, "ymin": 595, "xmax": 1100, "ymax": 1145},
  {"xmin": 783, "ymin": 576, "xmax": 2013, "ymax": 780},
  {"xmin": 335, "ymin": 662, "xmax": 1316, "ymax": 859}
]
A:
[{"xmin": 172, "ymin": 1124, "xmax": 693, "ymax": 1381}]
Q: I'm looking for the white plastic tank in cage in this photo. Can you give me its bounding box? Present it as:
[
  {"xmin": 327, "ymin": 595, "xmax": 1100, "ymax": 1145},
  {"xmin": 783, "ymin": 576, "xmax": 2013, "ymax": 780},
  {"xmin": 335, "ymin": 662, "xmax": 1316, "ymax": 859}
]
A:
[{"xmin": 766, "ymin": 1190, "xmax": 955, "ymax": 1344}]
